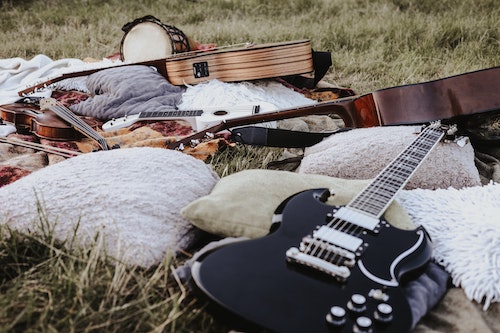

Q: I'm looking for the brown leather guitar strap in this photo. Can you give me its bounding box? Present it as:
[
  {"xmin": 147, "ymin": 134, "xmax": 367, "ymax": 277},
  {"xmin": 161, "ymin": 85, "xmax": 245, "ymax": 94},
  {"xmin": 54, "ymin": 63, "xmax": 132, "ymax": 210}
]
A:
[{"xmin": 234, "ymin": 66, "xmax": 500, "ymax": 147}]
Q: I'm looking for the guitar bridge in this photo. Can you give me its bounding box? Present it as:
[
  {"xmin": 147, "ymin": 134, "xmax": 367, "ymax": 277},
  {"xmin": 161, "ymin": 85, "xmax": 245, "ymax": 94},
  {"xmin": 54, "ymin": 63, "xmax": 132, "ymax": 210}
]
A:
[
  {"xmin": 286, "ymin": 247, "xmax": 351, "ymax": 280},
  {"xmin": 285, "ymin": 223, "xmax": 370, "ymax": 280}
]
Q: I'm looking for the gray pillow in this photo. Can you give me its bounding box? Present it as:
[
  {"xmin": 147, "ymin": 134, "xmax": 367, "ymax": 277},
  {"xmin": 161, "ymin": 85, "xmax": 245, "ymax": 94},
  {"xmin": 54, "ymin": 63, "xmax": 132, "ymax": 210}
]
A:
[{"xmin": 299, "ymin": 125, "xmax": 481, "ymax": 190}]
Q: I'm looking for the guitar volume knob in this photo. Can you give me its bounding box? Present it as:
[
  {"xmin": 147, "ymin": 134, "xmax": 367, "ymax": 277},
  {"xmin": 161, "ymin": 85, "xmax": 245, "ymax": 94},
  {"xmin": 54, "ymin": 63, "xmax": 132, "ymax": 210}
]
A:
[
  {"xmin": 325, "ymin": 306, "xmax": 346, "ymax": 327},
  {"xmin": 353, "ymin": 316, "xmax": 372, "ymax": 333},
  {"xmin": 347, "ymin": 294, "xmax": 367, "ymax": 313},
  {"xmin": 374, "ymin": 303, "xmax": 393, "ymax": 323}
]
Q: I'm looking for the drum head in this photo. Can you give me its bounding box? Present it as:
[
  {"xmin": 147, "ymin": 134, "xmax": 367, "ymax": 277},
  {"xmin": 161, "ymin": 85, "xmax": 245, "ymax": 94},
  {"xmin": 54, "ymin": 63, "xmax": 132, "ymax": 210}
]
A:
[{"xmin": 121, "ymin": 22, "xmax": 173, "ymax": 62}]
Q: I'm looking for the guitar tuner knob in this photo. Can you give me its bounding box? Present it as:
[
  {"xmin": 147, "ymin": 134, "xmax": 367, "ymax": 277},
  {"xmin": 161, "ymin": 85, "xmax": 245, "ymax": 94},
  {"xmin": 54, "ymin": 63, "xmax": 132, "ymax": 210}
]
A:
[
  {"xmin": 374, "ymin": 303, "xmax": 393, "ymax": 324},
  {"xmin": 325, "ymin": 306, "xmax": 346, "ymax": 327},
  {"xmin": 353, "ymin": 316, "xmax": 372, "ymax": 333},
  {"xmin": 347, "ymin": 294, "xmax": 367, "ymax": 313}
]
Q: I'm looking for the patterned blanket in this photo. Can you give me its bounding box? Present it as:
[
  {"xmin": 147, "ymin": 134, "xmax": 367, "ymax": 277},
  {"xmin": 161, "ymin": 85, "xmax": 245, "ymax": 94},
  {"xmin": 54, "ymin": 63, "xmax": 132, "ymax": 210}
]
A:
[
  {"xmin": 1, "ymin": 62, "xmax": 499, "ymax": 333},
  {"xmin": 1, "ymin": 68, "xmax": 499, "ymax": 187},
  {"xmin": 1, "ymin": 63, "xmax": 358, "ymax": 187}
]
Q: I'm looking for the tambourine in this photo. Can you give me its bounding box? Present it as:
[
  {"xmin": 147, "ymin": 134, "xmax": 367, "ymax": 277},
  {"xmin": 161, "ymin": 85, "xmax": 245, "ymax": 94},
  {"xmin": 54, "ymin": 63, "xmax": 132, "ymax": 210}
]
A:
[{"xmin": 120, "ymin": 15, "xmax": 191, "ymax": 62}]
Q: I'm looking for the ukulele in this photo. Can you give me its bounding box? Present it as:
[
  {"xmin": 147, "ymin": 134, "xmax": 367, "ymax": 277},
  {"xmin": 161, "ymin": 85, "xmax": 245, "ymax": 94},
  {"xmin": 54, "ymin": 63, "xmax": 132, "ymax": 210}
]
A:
[
  {"xmin": 0, "ymin": 99, "xmax": 100, "ymax": 142},
  {"xmin": 191, "ymin": 121, "xmax": 455, "ymax": 333},
  {"xmin": 101, "ymin": 102, "xmax": 278, "ymax": 132},
  {"xmin": 18, "ymin": 40, "xmax": 313, "ymax": 96}
]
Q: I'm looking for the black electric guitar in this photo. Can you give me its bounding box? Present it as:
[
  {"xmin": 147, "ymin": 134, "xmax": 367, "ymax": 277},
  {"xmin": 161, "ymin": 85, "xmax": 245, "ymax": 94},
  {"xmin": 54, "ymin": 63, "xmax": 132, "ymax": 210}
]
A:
[{"xmin": 192, "ymin": 122, "xmax": 455, "ymax": 333}]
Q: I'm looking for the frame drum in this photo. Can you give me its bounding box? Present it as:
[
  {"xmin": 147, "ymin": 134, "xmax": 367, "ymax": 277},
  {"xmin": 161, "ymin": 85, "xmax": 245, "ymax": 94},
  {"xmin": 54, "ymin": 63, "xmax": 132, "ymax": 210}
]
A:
[{"xmin": 120, "ymin": 15, "xmax": 191, "ymax": 62}]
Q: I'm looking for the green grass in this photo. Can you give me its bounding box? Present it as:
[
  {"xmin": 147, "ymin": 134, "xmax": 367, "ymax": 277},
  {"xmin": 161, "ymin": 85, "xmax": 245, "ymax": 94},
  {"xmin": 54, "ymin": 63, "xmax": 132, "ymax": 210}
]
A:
[
  {"xmin": 0, "ymin": 0, "xmax": 499, "ymax": 331},
  {"xmin": 1, "ymin": 0, "xmax": 498, "ymax": 91}
]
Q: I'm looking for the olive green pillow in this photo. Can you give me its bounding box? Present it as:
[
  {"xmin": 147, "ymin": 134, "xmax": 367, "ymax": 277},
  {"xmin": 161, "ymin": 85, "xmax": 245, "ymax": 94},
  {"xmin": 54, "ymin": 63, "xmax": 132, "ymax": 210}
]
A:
[{"xmin": 181, "ymin": 169, "xmax": 414, "ymax": 238}]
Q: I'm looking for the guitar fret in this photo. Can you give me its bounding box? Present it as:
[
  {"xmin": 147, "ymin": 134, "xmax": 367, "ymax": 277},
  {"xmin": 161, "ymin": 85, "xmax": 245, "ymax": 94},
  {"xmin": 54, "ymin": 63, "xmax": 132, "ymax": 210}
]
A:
[
  {"xmin": 360, "ymin": 203, "xmax": 385, "ymax": 215},
  {"xmin": 347, "ymin": 124, "xmax": 446, "ymax": 216},
  {"xmin": 138, "ymin": 109, "xmax": 203, "ymax": 119},
  {"xmin": 362, "ymin": 196, "xmax": 388, "ymax": 208}
]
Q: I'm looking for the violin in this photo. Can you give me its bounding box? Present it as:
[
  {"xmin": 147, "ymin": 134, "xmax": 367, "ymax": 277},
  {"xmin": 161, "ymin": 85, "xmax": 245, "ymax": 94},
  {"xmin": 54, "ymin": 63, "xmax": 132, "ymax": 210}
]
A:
[{"xmin": 0, "ymin": 101, "xmax": 99, "ymax": 141}]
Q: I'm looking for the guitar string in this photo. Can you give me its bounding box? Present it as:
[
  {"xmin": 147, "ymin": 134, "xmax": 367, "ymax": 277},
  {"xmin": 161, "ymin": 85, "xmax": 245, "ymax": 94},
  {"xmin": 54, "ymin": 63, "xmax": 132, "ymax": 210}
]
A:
[
  {"xmin": 138, "ymin": 109, "xmax": 204, "ymax": 120},
  {"xmin": 306, "ymin": 126, "xmax": 445, "ymax": 269},
  {"xmin": 302, "ymin": 217, "xmax": 344, "ymax": 266},
  {"xmin": 350, "ymin": 127, "xmax": 444, "ymax": 215},
  {"xmin": 346, "ymin": 126, "xmax": 443, "ymax": 213},
  {"xmin": 51, "ymin": 104, "xmax": 109, "ymax": 150}
]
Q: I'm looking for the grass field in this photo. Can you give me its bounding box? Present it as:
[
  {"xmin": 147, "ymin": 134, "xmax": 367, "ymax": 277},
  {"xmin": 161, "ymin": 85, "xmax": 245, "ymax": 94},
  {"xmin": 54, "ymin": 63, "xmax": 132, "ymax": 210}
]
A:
[{"xmin": 0, "ymin": 0, "xmax": 499, "ymax": 332}]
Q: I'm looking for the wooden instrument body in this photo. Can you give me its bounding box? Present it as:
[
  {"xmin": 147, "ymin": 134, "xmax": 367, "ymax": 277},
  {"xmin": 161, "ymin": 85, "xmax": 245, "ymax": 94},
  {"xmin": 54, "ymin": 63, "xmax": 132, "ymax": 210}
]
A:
[
  {"xmin": 0, "ymin": 103, "xmax": 99, "ymax": 141},
  {"xmin": 18, "ymin": 40, "xmax": 314, "ymax": 96},
  {"xmin": 163, "ymin": 40, "xmax": 314, "ymax": 85}
]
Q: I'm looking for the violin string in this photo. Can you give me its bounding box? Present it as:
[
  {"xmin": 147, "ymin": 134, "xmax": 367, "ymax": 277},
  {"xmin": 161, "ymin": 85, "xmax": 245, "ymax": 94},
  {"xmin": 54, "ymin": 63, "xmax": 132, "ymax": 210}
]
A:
[{"xmin": 49, "ymin": 102, "xmax": 109, "ymax": 150}]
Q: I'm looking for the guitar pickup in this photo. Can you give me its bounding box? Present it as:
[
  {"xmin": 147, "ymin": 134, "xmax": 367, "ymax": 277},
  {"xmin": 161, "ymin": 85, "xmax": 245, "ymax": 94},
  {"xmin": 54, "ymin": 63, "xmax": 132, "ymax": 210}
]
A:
[
  {"xmin": 313, "ymin": 226, "xmax": 364, "ymax": 253},
  {"xmin": 333, "ymin": 207, "xmax": 380, "ymax": 231}
]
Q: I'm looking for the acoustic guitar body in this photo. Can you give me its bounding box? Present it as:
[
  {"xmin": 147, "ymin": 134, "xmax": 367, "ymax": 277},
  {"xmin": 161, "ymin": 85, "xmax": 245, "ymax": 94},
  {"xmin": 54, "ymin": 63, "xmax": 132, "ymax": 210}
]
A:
[{"xmin": 164, "ymin": 40, "xmax": 314, "ymax": 85}]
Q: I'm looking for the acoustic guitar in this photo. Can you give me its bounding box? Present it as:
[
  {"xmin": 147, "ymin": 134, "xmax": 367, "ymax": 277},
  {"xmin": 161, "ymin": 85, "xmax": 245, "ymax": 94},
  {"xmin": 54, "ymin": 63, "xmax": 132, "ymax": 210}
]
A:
[
  {"xmin": 18, "ymin": 40, "xmax": 314, "ymax": 96},
  {"xmin": 168, "ymin": 66, "xmax": 500, "ymax": 149},
  {"xmin": 162, "ymin": 40, "xmax": 313, "ymax": 85},
  {"xmin": 191, "ymin": 121, "xmax": 455, "ymax": 333}
]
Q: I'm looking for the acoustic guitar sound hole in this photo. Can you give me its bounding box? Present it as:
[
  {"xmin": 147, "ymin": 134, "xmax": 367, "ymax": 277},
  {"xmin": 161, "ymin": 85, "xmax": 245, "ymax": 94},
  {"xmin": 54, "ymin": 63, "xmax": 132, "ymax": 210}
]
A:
[{"xmin": 213, "ymin": 110, "xmax": 228, "ymax": 116}]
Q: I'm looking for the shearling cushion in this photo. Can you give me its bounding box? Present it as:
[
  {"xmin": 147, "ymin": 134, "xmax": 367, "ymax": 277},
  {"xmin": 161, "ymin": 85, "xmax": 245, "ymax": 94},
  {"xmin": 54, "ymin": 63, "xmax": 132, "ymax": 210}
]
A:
[
  {"xmin": 299, "ymin": 125, "xmax": 481, "ymax": 190},
  {"xmin": 181, "ymin": 169, "xmax": 415, "ymax": 239},
  {"xmin": 0, "ymin": 147, "xmax": 219, "ymax": 267},
  {"xmin": 396, "ymin": 182, "xmax": 500, "ymax": 310}
]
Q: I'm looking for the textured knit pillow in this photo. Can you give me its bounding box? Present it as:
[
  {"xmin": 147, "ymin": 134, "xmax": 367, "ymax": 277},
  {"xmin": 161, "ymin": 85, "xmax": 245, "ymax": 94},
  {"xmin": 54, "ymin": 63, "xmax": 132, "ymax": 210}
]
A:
[
  {"xmin": 299, "ymin": 125, "xmax": 481, "ymax": 190},
  {"xmin": 181, "ymin": 169, "xmax": 415, "ymax": 238},
  {"xmin": 0, "ymin": 147, "xmax": 219, "ymax": 267}
]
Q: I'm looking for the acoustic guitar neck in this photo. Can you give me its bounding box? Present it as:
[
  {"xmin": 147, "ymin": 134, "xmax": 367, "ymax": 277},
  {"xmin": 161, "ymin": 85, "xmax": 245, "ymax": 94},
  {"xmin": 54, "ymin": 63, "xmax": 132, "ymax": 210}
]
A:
[{"xmin": 168, "ymin": 65, "xmax": 500, "ymax": 149}]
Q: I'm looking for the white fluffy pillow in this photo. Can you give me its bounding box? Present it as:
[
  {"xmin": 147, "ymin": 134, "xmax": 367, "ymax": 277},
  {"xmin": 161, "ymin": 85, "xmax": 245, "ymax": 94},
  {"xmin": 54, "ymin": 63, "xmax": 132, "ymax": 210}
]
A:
[
  {"xmin": 299, "ymin": 125, "xmax": 481, "ymax": 189},
  {"xmin": 397, "ymin": 182, "xmax": 500, "ymax": 310},
  {"xmin": 0, "ymin": 147, "xmax": 219, "ymax": 267}
]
